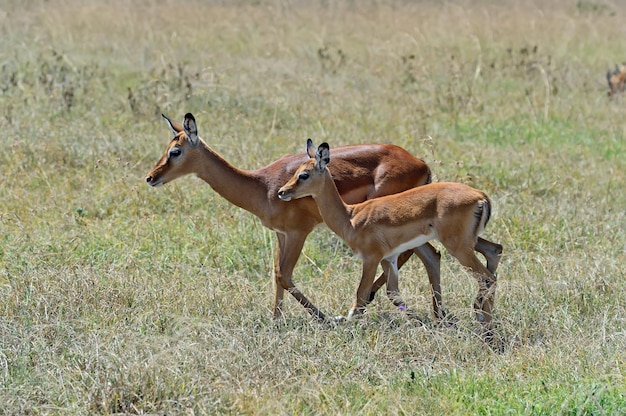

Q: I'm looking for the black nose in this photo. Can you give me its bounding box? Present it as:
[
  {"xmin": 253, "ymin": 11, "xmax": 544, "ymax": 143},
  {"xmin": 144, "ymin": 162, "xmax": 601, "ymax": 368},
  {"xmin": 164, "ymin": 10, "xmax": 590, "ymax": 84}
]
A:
[{"xmin": 146, "ymin": 176, "xmax": 152, "ymax": 183}]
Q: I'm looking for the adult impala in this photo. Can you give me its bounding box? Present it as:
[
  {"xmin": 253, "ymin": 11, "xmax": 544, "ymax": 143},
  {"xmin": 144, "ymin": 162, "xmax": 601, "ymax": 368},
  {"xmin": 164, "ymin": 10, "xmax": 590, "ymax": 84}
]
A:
[
  {"xmin": 278, "ymin": 140, "xmax": 501, "ymax": 330},
  {"xmin": 145, "ymin": 113, "xmax": 501, "ymax": 322}
]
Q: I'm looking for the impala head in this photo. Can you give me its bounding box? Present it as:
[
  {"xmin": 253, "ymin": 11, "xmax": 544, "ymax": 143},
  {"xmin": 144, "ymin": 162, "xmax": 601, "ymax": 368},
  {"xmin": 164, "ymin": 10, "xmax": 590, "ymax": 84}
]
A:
[
  {"xmin": 145, "ymin": 113, "xmax": 201, "ymax": 187},
  {"xmin": 278, "ymin": 139, "xmax": 330, "ymax": 201}
]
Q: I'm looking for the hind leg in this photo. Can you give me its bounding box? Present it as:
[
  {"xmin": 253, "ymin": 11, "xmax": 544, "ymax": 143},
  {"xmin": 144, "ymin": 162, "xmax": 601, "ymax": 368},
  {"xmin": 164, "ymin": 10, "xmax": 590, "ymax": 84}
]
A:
[
  {"xmin": 381, "ymin": 257, "xmax": 420, "ymax": 320},
  {"xmin": 475, "ymin": 237, "xmax": 503, "ymax": 275},
  {"xmin": 368, "ymin": 243, "xmax": 442, "ymax": 319},
  {"xmin": 414, "ymin": 244, "xmax": 443, "ymax": 320},
  {"xmin": 368, "ymin": 249, "xmax": 413, "ymax": 304},
  {"xmin": 446, "ymin": 246, "xmax": 497, "ymax": 326}
]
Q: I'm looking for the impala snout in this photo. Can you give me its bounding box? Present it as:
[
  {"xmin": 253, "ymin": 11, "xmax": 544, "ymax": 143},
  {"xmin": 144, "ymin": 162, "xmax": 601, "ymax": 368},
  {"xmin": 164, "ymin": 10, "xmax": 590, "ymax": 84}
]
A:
[
  {"xmin": 277, "ymin": 189, "xmax": 292, "ymax": 201},
  {"xmin": 145, "ymin": 173, "xmax": 164, "ymax": 187}
]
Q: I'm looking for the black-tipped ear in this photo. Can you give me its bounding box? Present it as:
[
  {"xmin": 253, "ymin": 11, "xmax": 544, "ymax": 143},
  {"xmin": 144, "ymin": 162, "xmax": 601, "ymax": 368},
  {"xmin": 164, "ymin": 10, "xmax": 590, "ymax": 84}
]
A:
[
  {"xmin": 306, "ymin": 138, "xmax": 316, "ymax": 158},
  {"xmin": 315, "ymin": 142, "xmax": 330, "ymax": 171},
  {"xmin": 162, "ymin": 114, "xmax": 183, "ymax": 134},
  {"xmin": 183, "ymin": 113, "xmax": 199, "ymax": 146}
]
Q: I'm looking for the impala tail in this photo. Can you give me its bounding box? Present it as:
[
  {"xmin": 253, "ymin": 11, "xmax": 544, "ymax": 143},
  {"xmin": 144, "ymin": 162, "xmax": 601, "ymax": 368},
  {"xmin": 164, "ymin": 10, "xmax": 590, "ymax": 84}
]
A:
[{"xmin": 474, "ymin": 197, "xmax": 492, "ymax": 237}]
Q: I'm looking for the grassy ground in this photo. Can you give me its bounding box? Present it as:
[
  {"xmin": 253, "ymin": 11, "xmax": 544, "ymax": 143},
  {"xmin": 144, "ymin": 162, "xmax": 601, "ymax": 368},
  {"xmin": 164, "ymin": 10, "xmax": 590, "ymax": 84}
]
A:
[{"xmin": 1, "ymin": 0, "xmax": 625, "ymax": 414}]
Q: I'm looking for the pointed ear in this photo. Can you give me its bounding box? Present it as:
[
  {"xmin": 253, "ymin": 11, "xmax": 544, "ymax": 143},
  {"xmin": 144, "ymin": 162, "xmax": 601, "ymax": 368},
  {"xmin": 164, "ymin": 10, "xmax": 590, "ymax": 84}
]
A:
[
  {"xmin": 183, "ymin": 113, "xmax": 199, "ymax": 146},
  {"xmin": 162, "ymin": 114, "xmax": 183, "ymax": 134},
  {"xmin": 315, "ymin": 142, "xmax": 330, "ymax": 171},
  {"xmin": 306, "ymin": 138, "xmax": 316, "ymax": 158}
]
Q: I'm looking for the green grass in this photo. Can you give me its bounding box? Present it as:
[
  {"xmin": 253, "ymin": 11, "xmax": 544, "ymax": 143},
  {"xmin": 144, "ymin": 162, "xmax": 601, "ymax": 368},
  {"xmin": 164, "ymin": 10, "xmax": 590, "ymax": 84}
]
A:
[{"xmin": 1, "ymin": 0, "xmax": 626, "ymax": 414}]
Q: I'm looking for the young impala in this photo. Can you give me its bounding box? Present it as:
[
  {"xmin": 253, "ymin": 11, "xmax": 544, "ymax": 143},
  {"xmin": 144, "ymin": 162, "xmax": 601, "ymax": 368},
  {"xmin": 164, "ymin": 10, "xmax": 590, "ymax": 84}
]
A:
[
  {"xmin": 278, "ymin": 140, "xmax": 501, "ymax": 330},
  {"xmin": 145, "ymin": 113, "xmax": 502, "ymax": 323}
]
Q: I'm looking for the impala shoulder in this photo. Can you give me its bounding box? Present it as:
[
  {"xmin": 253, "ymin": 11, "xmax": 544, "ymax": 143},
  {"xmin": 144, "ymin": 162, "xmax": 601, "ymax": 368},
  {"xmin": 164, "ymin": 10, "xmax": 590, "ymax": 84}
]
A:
[
  {"xmin": 256, "ymin": 158, "xmax": 301, "ymax": 190},
  {"xmin": 271, "ymin": 153, "xmax": 307, "ymax": 169},
  {"xmin": 348, "ymin": 202, "xmax": 383, "ymax": 227}
]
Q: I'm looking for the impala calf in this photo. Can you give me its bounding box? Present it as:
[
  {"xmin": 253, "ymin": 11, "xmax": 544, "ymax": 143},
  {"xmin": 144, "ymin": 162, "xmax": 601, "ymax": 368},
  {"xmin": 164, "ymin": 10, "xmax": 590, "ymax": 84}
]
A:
[
  {"xmin": 145, "ymin": 113, "xmax": 455, "ymax": 322},
  {"xmin": 278, "ymin": 140, "xmax": 500, "ymax": 329}
]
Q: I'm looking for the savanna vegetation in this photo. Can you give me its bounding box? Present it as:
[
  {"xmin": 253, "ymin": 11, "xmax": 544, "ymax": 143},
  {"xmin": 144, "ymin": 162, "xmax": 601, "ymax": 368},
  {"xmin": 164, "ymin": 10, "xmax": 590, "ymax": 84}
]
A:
[{"xmin": 0, "ymin": 0, "xmax": 625, "ymax": 414}]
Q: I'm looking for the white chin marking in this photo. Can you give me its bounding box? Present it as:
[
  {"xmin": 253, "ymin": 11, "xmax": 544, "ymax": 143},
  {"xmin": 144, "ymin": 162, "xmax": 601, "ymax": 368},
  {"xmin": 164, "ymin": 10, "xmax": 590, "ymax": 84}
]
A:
[{"xmin": 279, "ymin": 195, "xmax": 291, "ymax": 201}]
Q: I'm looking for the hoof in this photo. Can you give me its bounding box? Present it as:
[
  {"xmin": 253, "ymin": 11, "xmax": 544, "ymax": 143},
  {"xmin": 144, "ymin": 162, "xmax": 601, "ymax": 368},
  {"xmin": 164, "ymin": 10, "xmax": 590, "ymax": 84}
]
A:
[
  {"xmin": 347, "ymin": 308, "xmax": 366, "ymax": 320},
  {"xmin": 482, "ymin": 328, "xmax": 505, "ymax": 353},
  {"xmin": 403, "ymin": 309, "xmax": 424, "ymax": 324},
  {"xmin": 367, "ymin": 291, "xmax": 377, "ymax": 303},
  {"xmin": 437, "ymin": 318, "xmax": 457, "ymax": 329},
  {"xmin": 439, "ymin": 314, "xmax": 459, "ymax": 329}
]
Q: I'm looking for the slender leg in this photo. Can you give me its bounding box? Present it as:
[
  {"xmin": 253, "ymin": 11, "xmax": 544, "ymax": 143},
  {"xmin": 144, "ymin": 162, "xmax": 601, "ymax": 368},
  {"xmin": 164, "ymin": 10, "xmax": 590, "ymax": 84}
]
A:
[
  {"xmin": 413, "ymin": 244, "xmax": 443, "ymax": 319},
  {"xmin": 348, "ymin": 257, "xmax": 381, "ymax": 319},
  {"xmin": 474, "ymin": 238, "xmax": 502, "ymax": 342},
  {"xmin": 368, "ymin": 249, "xmax": 414, "ymax": 303},
  {"xmin": 475, "ymin": 237, "xmax": 503, "ymax": 275},
  {"xmin": 272, "ymin": 233, "xmax": 287, "ymax": 319},
  {"xmin": 274, "ymin": 231, "xmax": 330, "ymax": 322},
  {"xmin": 446, "ymin": 247, "xmax": 497, "ymax": 326},
  {"xmin": 381, "ymin": 258, "xmax": 402, "ymax": 305},
  {"xmin": 381, "ymin": 257, "xmax": 421, "ymax": 320}
]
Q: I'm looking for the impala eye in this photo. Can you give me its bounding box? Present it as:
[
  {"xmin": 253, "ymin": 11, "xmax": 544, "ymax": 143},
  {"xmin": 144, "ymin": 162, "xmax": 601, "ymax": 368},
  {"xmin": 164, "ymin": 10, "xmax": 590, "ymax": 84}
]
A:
[
  {"xmin": 298, "ymin": 172, "xmax": 310, "ymax": 181},
  {"xmin": 169, "ymin": 147, "xmax": 182, "ymax": 158}
]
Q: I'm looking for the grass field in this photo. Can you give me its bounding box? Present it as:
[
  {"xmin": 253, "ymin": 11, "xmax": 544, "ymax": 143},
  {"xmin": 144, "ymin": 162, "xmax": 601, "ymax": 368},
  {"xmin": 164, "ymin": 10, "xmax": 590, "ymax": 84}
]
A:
[{"xmin": 1, "ymin": 0, "xmax": 625, "ymax": 414}]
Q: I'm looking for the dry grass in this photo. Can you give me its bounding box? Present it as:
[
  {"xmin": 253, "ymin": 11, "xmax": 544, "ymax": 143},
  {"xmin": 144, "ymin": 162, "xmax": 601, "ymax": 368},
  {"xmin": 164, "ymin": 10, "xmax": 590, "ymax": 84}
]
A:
[{"xmin": 1, "ymin": 0, "xmax": 625, "ymax": 414}]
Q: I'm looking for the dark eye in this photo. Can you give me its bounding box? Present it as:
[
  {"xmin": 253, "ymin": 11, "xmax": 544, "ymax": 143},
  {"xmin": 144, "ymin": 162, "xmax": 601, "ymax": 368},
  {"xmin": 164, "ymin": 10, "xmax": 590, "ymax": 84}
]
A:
[
  {"xmin": 169, "ymin": 147, "xmax": 182, "ymax": 158},
  {"xmin": 298, "ymin": 172, "xmax": 310, "ymax": 180}
]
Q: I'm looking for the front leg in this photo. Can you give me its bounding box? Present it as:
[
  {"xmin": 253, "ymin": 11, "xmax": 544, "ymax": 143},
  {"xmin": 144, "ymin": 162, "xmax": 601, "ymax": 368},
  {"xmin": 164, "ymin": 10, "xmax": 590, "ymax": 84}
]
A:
[
  {"xmin": 381, "ymin": 257, "xmax": 402, "ymax": 306},
  {"xmin": 274, "ymin": 231, "xmax": 330, "ymax": 322},
  {"xmin": 413, "ymin": 243, "xmax": 444, "ymax": 320},
  {"xmin": 367, "ymin": 249, "xmax": 413, "ymax": 304},
  {"xmin": 382, "ymin": 257, "xmax": 421, "ymax": 320},
  {"xmin": 348, "ymin": 257, "xmax": 381, "ymax": 319},
  {"xmin": 272, "ymin": 233, "xmax": 286, "ymax": 319}
]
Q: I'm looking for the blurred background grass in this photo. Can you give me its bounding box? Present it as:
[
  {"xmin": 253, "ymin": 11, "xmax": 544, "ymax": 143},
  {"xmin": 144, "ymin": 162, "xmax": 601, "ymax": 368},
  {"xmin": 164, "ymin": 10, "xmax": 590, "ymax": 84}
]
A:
[{"xmin": 0, "ymin": 0, "xmax": 625, "ymax": 414}]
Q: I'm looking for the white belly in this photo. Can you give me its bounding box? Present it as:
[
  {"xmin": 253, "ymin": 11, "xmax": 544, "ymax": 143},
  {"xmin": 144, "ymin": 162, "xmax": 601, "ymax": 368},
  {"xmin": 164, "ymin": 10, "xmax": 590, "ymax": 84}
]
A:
[{"xmin": 383, "ymin": 231, "xmax": 436, "ymax": 260}]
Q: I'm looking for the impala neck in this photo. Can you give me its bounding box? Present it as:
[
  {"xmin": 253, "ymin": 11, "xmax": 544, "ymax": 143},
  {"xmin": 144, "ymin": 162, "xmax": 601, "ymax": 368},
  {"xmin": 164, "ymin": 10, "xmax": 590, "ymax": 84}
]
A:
[
  {"xmin": 313, "ymin": 170, "xmax": 354, "ymax": 239},
  {"xmin": 195, "ymin": 140, "xmax": 267, "ymax": 216}
]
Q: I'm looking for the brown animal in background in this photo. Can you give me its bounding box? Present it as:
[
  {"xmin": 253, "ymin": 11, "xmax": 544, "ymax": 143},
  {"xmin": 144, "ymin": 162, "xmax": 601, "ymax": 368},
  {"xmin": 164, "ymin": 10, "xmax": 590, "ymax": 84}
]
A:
[
  {"xmin": 278, "ymin": 140, "xmax": 501, "ymax": 333},
  {"xmin": 607, "ymin": 63, "xmax": 626, "ymax": 96},
  {"xmin": 146, "ymin": 113, "xmax": 503, "ymax": 323}
]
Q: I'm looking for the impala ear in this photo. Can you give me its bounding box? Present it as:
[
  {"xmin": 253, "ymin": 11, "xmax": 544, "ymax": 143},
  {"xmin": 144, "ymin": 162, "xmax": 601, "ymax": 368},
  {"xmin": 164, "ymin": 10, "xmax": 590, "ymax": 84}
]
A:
[
  {"xmin": 183, "ymin": 113, "xmax": 199, "ymax": 146},
  {"xmin": 162, "ymin": 114, "xmax": 183, "ymax": 134},
  {"xmin": 315, "ymin": 142, "xmax": 330, "ymax": 171},
  {"xmin": 306, "ymin": 138, "xmax": 316, "ymax": 159}
]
